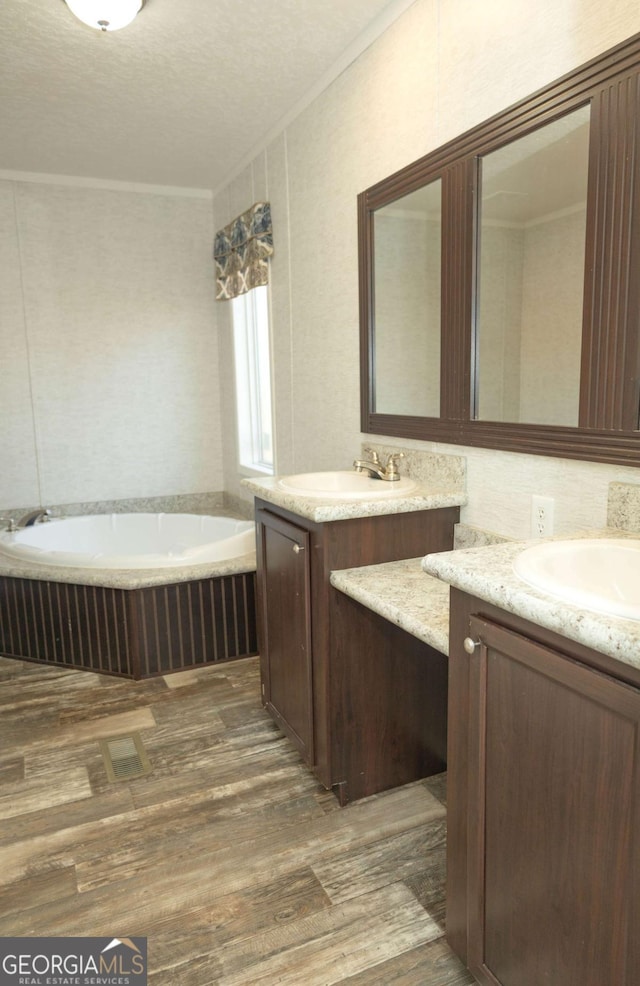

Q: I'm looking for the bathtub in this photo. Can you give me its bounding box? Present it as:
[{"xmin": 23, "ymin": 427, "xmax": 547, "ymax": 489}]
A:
[
  {"xmin": 0, "ymin": 513, "xmax": 258, "ymax": 678},
  {"xmin": 0, "ymin": 513, "xmax": 255, "ymax": 570}
]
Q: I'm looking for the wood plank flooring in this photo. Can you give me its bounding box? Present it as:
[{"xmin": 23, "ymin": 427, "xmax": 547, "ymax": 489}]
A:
[{"xmin": 0, "ymin": 655, "xmax": 475, "ymax": 986}]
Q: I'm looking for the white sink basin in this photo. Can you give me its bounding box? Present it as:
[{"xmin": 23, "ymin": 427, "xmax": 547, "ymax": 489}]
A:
[
  {"xmin": 513, "ymin": 538, "xmax": 640, "ymax": 621},
  {"xmin": 276, "ymin": 470, "xmax": 418, "ymax": 499}
]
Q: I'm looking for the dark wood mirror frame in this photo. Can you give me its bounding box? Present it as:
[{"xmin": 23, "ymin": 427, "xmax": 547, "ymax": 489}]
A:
[{"xmin": 358, "ymin": 32, "xmax": 640, "ymax": 466}]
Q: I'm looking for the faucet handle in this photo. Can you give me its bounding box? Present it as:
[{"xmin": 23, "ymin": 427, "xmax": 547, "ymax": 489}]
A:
[
  {"xmin": 384, "ymin": 452, "xmax": 405, "ymax": 477},
  {"xmin": 363, "ymin": 447, "xmax": 381, "ymax": 464}
]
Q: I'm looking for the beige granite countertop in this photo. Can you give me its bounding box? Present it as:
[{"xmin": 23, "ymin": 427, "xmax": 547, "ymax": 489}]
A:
[
  {"xmin": 330, "ymin": 558, "xmax": 450, "ymax": 655},
  {"xmin": 331, "ymin": 528, "xmax": 640, "ymax": 671},
  {"xmin": 242, "ymin": 475, "xmax": 466, "ymax": 523},
  {"xmin": 423, "ymin": 530, "xmax": 640, "ymax": 670}
]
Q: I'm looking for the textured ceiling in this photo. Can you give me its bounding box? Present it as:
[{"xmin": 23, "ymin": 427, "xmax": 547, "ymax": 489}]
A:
[{"xmin": 0, "ymin": 0, "xmax": 406, "ymax": 191}]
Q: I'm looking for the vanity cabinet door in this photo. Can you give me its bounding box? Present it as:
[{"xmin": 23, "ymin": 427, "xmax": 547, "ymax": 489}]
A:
[
  {"xmin": 256, "ymin": 509, "xmax": 314, "ymax": 765},
  {"xmin": 466, "ymin": 615, "xmax": 640, "ymax": 986}
]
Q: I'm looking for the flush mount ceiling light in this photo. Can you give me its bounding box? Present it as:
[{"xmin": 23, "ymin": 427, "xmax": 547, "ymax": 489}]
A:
[{"xmin": 64, "ymin": 0, "xmax": 145, "ymax": 32}]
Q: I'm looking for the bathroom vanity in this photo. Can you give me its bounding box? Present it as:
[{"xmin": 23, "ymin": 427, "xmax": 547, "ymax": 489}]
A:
[
  {"xmin": 245, "ymin": 456, "xmax": 640, "ymax": 981},
  {"xmin": 423, "ymin": 539, "xmax": 640, "ymax": 986},
  {"xmin": 244, "ymin": 469, "xmax": 464, "ymax": 804}
]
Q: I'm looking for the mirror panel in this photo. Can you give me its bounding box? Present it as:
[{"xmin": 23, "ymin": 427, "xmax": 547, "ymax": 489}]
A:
[
  {"xmin": 373, "ymin": 181, "xmax": 442, "ymax": 416},
  {"xmin": 476, "ymin": 106, "xmax": 591, "ymax": 426},
  {"xmin": 359, "ymin": 32, "xmax": 640, "ymax": 465}
]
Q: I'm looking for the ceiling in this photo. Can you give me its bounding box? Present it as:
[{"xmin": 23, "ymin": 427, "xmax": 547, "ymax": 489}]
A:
[{"xmin": 0, "ymin": 0, "xmax": 409, "ymax": 191}]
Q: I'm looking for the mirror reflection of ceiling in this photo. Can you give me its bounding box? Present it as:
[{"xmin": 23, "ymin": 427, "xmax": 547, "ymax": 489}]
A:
[
  {"xmin": 481, "ymin": 107, "xmax": 590, "ymax": 224},
  {"xmin": 381, "ymin": 105, "xmax": 590, "ymax": 227},
  {"xmin": 0, "ymin": 0, "xmax": 411, "ymax": 190},
  {"xmin": 380, "ymin": 184, "xmax": 442, "ymax": 220}
]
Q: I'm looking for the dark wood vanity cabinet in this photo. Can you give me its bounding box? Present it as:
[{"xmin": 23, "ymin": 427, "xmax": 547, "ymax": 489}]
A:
[
  {"xmin": 254, "ymin": 497, "xmax": 459, "ymax": 802},
  {"xmin": 447, "ymin": 589, "xmax": 640, "ymax": 986},
  {"xmin": 330, "ymin": 590, "xmax": 448, "ymax": 803},
  {"xmin": 258, "ymin": 511, "xmax": 314, "ymax": 765}
]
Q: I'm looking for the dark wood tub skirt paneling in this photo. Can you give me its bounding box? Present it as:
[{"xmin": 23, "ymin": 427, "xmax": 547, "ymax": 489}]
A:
[{"xmin": 0, "ymin": 572, "xmax": 258, "ymax": 679}]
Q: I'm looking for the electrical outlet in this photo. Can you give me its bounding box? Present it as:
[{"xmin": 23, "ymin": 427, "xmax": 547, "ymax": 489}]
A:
[{"xmin": 531, "ymin": 495, "xmax": 555, "ymax": 538}]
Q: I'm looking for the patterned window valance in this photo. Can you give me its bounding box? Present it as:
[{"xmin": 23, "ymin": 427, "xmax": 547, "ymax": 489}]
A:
[{"xmin": 213, "ymin": 201, "xmax": 273, "ymax": 301}]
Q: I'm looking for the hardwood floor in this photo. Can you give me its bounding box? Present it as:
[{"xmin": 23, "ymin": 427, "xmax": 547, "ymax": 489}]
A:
[{"xmin": 0, "ymin": 654, "xmax": 474, "ymax": 986}]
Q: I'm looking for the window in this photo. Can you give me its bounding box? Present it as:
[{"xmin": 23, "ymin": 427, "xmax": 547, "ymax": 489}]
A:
[{"xmin": 232, "ymin": 285, "xmax": 274, "ymax": 474}]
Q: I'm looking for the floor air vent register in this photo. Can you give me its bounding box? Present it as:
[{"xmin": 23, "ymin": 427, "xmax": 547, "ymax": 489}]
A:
[{"xmin": 100, "ymin": 733, "xmax": 152, "ymax": 782}]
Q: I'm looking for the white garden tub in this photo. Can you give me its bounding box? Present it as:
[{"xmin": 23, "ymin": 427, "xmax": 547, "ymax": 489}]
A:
[{"xmin": 0, "ymin": 513, "xmax": 255, "ymax": 570}]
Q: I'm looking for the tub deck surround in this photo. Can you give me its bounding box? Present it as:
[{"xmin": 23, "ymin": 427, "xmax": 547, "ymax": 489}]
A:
[
  {"xmin": 0, "ymin": 544, "xmax": 256, "ymax": 589},
  {"xmin": 422, "ymin": 529, "xmax": 640, "ymax": 670},
  {"xmin": 0, "ymin": 512, "xmax": 259, "ymax": 679},
  {"xmin": 0, "ymin": 566, "xmax": 259, "ymax": 679},
  {"xmin": 242, "ymin": 475, "xmax": 466, "ymax": 523},
  {"xmin": 330, "ymin": 559, "xmax": 450, "ymax": 655},
  {"xmin": 1, "ymin": 490, "xmax": 228, "ymax": 525},
  {"xmin": 0, "ymin": 567, "xmax": 259, "ymax": 678}
]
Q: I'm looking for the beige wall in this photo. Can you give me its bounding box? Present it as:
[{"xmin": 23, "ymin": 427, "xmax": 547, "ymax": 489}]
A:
[
  {"xmin": 0, "ymin": 180, "xmax": 221, "ymax": 511},
  {"xmin": 215, "ymin": 0, "xmax": 640, "ymax": 538}
]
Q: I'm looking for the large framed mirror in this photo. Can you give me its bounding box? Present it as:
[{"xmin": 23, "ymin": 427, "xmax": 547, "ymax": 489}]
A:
[{"xmin": 359, "ymin": 33, "xmax": 640, "ymax": 465}]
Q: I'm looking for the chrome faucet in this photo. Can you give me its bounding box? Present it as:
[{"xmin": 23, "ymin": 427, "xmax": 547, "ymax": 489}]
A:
[
  {"xmin": 17, "ymin": 508, "xmax": 52, "ymax": 528},
  {"xmin": 353, "ymin": 449, "xmax": 405, "ymax": 481}
]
